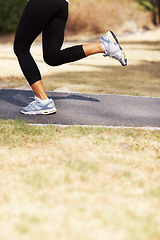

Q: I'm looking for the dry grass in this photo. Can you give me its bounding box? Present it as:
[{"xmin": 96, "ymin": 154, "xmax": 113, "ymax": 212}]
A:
[
  {"xmin": 0, "ymin": 119, "xmax": 160, "ymax": 240},
  {"xmin": 44, "ymin": 31, "xmax": 160, "ymax": 97},
  {"xmin": 0, "ymin": 29, "xmax": 160, "ymax": 97}
]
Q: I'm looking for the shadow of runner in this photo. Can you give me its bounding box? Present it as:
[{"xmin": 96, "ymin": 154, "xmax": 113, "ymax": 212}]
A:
[
  {"xmin": 0, "ymin": 89, "xmax": 100, "ymax": 107},
  {"xmin": 48, "ymin": 94, "xmax": 100, "ymax": 102}
]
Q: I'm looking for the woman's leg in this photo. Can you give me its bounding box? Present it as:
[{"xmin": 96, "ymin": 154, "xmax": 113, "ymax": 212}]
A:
[
  {"xmin": 42, "ymin": 5, "xmax": 86, "ymax": 67},
  {"xmin": 31, "ymin": 4, "xmax": 104, "ymax": 99},
  {"xmin": 42, "ymin": 6, "xmax": 104, "ymax": 67},
  {"xmin": 82, "ymin": 43, "xmax": 104, "ymax": 56},
  {"xmin": 14, "ymin": 0, "xmax": 126, "ymax": 115},
  {"xmin": 31, "ymin": 42, "xmax": 104, "ymax": 100},
  {"xmin": 13, "ymin": 0, "xmax": 67, "ymax": 94}
]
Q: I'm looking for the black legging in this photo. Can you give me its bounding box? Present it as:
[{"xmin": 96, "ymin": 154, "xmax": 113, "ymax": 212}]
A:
[{"xmin": 14, "ymin": 0, "xmax": 86, "ymax": 86}]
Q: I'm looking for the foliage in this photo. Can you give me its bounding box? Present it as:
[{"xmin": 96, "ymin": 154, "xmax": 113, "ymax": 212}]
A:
[
  {"xmin": 140, "ymin": 0, "xmax": 154, "ymax": 10},
  {"xmin": 0, "ymin": 0, "xmax": 27, "ymax": 34},
  {"xmin": 139, "ymin": 0, "xmax": 160, "ymax": 24}
]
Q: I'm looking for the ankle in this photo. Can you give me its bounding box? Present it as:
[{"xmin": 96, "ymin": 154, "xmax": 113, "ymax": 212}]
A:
[
  {"xmin": 98, "ymin": 42, "xmax": 105, "ymax": 53},
  {"xmin": 35, "ymin": 96, "xmax": 50, "ymax": 106},
  {"xmin": 31, "ymin": 80, "xmax": 48, "ymax": 100},
  {"xmin": 36, "ymin": 93, "xmax": 48, "ymax": 100},
  {"xmin": 82, "ymin": 42, "xmax": 104, "ymax": 56}
]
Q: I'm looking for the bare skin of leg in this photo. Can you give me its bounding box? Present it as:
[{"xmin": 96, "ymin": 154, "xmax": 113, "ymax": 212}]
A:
[
  {"xmin": 31, "ymin": 80, "xmax": 48, "ymax": 100},
  {"xmin": 82, "ymin": 42, "xmax": 104, "ymax": 56},
  {"xmin": 31, "ymin": 42, "xmax": 104, "ymax": 100}
]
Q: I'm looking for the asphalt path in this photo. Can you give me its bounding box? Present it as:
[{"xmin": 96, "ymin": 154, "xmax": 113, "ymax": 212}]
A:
[{"xmin": 0, "ymin": 89, "xmax": 160, "ymax": 127}]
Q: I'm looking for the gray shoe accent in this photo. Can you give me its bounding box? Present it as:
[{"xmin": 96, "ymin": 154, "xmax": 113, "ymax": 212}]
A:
[
  {"xmin": 20, "ymin": 96, "xmax": 57, "ymax": 115},
  {"xmin": 100, "ymin": 31, "xmax": 127, "ymax": 66}
]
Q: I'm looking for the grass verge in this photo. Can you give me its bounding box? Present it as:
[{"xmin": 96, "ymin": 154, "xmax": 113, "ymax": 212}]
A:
[{"xmin": 0, "ymin": 119, "xmax": 160, "ymax": 240}]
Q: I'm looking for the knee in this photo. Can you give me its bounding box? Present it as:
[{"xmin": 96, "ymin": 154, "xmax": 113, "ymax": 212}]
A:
[
  {"xmin": 43, "ymin": 56, "xmax": 58, "ymax": 67},
  {"xmin": 43, "ymin": 53, "xmax": 59, "ymax": 67},
  {"xmin": 13, "ymin": 38, "xmax": 21, "ymax": 56},
  {"xmin": 13, "ymin": 37, "xmax": 28, "ymax": 57}
]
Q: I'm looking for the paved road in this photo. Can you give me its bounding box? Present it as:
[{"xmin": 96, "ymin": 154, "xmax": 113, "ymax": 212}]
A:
[{"xmin": 0, "ymin": 89, "xmax": 160, "ymax": 127}]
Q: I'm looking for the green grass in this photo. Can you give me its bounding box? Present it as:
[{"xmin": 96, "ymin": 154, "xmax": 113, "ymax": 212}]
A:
[{"xmin": 0, "ymin": 119, "xmax": 160, "ymax": 240}]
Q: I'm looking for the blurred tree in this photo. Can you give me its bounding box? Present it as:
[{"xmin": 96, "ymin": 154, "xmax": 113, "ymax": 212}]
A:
[
  {"xmin": 0, "ymin": 0, "xmax": 27, "ymax": 34},
  {"xmin": 151, "ymin": 0, "xmax": 160, "ymax": 24},
  {"xmin": 140, "ymin": 0, "xmax": 160, "ymax": 24},
  {"xmin": 157, "ymin": 0, "xmax": 160, "ymax": 22}
]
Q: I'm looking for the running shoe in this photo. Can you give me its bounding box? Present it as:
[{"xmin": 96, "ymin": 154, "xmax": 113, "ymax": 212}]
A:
[
  {"xmin": 20, "ymin": 96, "xmax": 57, "ymax": 115},
  {"xmin": 100, "ymin": 31, "xmax": 127, "ymax": 66}
]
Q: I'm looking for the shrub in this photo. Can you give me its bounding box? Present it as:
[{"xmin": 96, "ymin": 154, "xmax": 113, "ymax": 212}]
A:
[{"xmin": 0, "ymin": 0, "xmax": 27, "ymax": 34}]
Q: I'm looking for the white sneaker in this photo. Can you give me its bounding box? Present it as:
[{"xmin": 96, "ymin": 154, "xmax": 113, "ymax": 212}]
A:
[
  {"xmin": 100, "ymin": 31, "xmax": 127, "ymax": 66},
  {"xmin": 20, "ymin": 96, "xmax": 57, "ymax": 115}
]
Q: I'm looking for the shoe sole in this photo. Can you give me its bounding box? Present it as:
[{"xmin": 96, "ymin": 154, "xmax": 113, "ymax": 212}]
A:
[
  {"xmin": 20, "ymin": 107, "xmax": 57, "ymax": 115},
  {"xmin": 107, "ymin": 31, "xmax": 127, "ymax": 66}
]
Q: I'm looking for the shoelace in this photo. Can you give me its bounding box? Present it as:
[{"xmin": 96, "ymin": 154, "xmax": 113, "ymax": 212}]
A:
[
  {"xmin": 103, "ymin": 43, "xmax": 120, "ymax": 58},
  {"xmin": 28, "ymin": 96, "xmax": 37, "ymax": 105},
  {"xmin": 101, "ymin": 36, "xmax": 127, "ymax": 65},
  {"xmin": 26, "ymin": 96, "xmax": 40, "ymax": 110}
]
